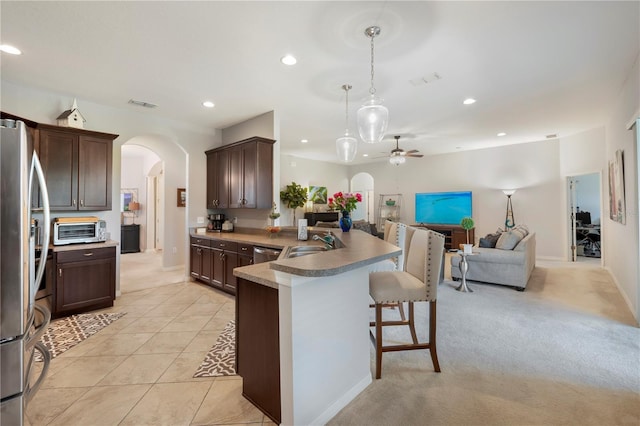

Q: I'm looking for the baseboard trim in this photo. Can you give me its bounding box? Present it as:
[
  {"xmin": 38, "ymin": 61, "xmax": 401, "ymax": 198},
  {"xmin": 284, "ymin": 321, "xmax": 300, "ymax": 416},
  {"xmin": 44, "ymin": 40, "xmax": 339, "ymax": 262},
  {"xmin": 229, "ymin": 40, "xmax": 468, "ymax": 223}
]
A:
[
  {"xmin": 162, "ymin": 264, "xmax": 184, "ymax": 272},
  {"xmin": 604, "ymin": 266, "xmax": 639, "ymax": 326},
  {"xmin": 309, "ymin": 374, "xmax": 372, "ymax": 426}
]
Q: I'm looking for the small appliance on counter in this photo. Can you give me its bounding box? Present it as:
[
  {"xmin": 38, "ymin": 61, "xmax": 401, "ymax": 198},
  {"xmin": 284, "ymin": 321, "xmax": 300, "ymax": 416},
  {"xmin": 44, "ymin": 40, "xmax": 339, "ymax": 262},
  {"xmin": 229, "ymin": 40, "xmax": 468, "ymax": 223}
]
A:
[
  {"xmin": 208, "ymin": 213, "xmax": 225, "ymax": 231},
  {"xmin": 221, "ymin": 219, "xmax": 234, "ymax": 232},
  {"xmin": 52, "ymin": 216, "xmax": 107, "ymax": 245}
]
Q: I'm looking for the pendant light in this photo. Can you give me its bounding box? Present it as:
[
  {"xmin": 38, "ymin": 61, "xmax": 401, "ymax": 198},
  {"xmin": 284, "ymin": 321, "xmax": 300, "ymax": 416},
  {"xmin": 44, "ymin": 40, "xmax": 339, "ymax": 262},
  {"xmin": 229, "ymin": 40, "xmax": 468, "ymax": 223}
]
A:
[
  {"xmin": 357, "ymin": 26, "xmax": 389, "ymax": 144},
  {"xmin": 336, "ymin": 84, "xmax": 357, "ymax": 162}
]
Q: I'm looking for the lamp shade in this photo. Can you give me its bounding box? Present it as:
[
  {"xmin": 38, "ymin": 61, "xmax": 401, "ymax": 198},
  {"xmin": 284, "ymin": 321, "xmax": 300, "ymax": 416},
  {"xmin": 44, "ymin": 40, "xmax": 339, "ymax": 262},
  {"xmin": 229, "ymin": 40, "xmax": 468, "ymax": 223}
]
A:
[
  {"xmin": 502, "ymin": 189, "xmax": 516, "ymax": 196},
  {"xmin": 128, "ymin": 201, "xmax": 140, "ymax": 211},
  {"xmin": 336, "ymin": 133, "xmax": 358, "ymax": 162},
  {"xmin": 357, "ymin": 95, "xmax": 388, "ymax": 144}
]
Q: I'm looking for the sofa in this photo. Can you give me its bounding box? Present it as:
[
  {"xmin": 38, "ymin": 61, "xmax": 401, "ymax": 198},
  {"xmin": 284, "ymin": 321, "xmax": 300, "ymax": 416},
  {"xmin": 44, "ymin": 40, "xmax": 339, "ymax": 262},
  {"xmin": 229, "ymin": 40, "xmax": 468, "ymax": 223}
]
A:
[{"xmin": 450, "ymin": 228, "xmax": 536, "ymax": 290}]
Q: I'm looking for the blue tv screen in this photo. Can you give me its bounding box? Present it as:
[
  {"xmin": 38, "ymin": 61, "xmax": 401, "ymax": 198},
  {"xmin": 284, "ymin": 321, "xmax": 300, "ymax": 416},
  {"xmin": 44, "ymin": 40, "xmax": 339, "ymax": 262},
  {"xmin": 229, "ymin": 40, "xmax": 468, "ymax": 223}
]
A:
[{"xmin": 415, "ymin": 191, "xmax": 472, "ymax": 225}]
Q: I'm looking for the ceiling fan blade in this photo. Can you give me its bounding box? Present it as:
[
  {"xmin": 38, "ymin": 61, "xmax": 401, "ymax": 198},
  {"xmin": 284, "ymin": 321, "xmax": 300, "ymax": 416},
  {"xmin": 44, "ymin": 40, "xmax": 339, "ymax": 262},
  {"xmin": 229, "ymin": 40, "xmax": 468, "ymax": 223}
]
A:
[
  {"xmin": 405, "ymin": 150, "xmax": 420, "ymax": 154},
  {"xmin": 406, "ymin": 154, "xmax": 424, "ymax": 158}
]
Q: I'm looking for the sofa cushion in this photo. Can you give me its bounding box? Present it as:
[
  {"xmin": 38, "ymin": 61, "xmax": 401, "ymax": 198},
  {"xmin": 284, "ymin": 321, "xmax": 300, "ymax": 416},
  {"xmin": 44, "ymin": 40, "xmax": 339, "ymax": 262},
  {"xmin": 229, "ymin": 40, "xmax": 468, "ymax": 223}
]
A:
[
  {"xmin": 479, "ymin": 232, "xmax": 501, "ymax": 248},
  {"xmin": 495, "ymin": 227, "xmax": 527, "ymax": 250},
  {"xmin": 352, "ymin": 220, "xmax": 372, "ymax": 234}
]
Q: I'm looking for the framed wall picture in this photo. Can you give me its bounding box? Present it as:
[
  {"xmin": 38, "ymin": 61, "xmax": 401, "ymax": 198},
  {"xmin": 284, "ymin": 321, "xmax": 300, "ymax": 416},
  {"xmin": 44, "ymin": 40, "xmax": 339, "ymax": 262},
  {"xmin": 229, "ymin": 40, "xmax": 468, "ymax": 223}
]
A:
[
  {"xmin": 177, "ymin": 188, "xmax": 186, "ymax": 207},
  {"xmin": 608, "ymin": 149, "xmax": 626, "ymax": 224}
]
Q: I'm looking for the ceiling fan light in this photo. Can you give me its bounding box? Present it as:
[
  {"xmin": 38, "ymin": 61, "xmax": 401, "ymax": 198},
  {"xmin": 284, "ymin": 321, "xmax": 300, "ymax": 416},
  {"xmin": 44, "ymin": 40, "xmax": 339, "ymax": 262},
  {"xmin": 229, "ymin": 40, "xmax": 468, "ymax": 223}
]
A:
[
  {"xmin": 389, "ymin": 155, "xmax": 405, "ymax": 165},
  {"xmin": 357, "ymin": 95, "xmax": 389, "ymax": 144},
  {"xmin": 336, "ymin": 133, "xmax": 358, "ymax": 163}
]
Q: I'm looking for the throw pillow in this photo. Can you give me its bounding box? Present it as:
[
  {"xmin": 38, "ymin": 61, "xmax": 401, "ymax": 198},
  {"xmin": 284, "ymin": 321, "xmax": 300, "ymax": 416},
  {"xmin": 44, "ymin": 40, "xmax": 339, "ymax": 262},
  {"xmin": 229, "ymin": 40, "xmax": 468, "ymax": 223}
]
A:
[
  {"xmin": 479, "ymin": 232, "xmax": 501, "ymax": 248},
  {"xmin": 495, "ymin": 229, "xmax": 526, "ymax": 250},
  {"xmin": 352, "ymin": 220, "xmax": 372, "ymax": 234}
]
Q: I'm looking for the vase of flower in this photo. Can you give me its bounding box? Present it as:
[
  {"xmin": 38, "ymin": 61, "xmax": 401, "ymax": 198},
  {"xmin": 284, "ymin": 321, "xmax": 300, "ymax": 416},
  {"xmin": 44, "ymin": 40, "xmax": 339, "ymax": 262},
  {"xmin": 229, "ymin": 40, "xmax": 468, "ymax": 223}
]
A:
[{"xmin": 340, "ymin": 210, "xmax": 352, "ymax": 232}]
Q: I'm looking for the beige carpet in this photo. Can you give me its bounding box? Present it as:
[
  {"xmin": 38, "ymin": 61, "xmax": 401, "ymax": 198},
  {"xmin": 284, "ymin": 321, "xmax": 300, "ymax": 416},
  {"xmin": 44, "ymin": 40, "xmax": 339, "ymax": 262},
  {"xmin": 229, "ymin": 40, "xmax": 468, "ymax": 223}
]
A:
[{"xmin": 329, "ymin": 261, "xmax": 640, "ymax": 425}]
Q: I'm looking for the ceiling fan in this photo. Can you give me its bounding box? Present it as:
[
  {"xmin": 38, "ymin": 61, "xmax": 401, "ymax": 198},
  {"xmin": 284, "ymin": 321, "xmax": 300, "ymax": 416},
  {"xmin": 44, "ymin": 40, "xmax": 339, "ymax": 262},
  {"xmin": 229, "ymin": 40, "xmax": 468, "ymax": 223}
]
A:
[{"xmin": 377, "ymin": 135, "xmax": 423, "ymax": 164}]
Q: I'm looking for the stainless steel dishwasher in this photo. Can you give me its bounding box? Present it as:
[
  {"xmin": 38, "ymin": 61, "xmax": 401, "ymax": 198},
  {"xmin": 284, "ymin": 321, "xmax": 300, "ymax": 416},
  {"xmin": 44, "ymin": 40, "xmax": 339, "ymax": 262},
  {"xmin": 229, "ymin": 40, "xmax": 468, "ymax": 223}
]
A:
[{"xmin": 253, "ymin": 246, "xmax": 282, "ymax": 264}]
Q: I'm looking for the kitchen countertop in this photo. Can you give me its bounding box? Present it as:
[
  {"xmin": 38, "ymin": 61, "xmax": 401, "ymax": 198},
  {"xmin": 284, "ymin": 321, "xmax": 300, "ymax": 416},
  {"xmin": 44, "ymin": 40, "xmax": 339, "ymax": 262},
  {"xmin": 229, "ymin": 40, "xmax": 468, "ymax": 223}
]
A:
[
  {"xmin": 47, "ymin": 240, "xmax": 119, "ymax": 252},
  {"xmin": 191, "ymin": 227, "xmax": 401, "ymax": 289}
]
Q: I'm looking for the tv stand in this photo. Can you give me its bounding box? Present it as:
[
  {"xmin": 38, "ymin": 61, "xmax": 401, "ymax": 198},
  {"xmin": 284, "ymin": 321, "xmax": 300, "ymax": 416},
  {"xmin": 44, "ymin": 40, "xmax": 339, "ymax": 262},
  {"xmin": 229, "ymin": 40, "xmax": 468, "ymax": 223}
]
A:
[{"xmin": 414, "ymin": 224, "xmax": 474, "ymax": 251}]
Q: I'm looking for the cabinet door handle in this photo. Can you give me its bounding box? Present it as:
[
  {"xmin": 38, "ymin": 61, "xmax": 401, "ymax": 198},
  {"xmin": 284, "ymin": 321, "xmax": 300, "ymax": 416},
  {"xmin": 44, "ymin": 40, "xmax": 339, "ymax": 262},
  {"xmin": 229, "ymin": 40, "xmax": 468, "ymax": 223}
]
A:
[
  {"xmin": 249, "ymin": 259, "xmax": 254, "ymax": 265},
  {"xmin": 83, "ymin": 252, "xmax": 93, "ymax": 257},
  {"xmin": 80, "ymin": 200, "xmax": 84, "ymax": 207},
  {"xmin": 73, "ymin": 199, "xmax": 77, "ymax": 206},
  {"xmin": 241, "ymin": 247, "xmax": 248, "ymax": 251},
  {"xmin": 58, "ymin": 268, "xmax": 62, "ymax": 277}
]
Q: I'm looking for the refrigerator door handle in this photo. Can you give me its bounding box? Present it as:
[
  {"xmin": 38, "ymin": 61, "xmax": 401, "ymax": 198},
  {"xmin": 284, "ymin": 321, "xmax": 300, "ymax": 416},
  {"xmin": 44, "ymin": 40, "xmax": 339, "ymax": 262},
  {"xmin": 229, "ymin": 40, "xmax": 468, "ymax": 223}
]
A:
[
  {"xmin": 24, "ymin": 342, "xmax": 51, "ymax": 403},
  {"xmin": 28, "ymin": 151, "xmax": 51, "ymax": 305}
]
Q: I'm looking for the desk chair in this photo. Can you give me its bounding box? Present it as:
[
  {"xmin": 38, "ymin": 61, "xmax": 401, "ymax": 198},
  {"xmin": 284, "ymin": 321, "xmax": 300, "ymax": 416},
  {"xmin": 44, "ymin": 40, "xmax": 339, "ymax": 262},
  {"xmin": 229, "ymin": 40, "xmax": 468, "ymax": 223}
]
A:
[{"xmin": 369, "ymin": 228, "xmax": 445, "ymax": 379}]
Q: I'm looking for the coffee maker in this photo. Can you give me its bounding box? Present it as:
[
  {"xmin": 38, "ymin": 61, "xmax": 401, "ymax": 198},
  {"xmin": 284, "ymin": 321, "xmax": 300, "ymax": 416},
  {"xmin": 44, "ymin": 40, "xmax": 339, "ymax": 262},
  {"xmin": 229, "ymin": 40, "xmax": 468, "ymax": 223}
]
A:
[{"xmin": 208, "ymin": 213, "xmax": 225, "ymax": 232}]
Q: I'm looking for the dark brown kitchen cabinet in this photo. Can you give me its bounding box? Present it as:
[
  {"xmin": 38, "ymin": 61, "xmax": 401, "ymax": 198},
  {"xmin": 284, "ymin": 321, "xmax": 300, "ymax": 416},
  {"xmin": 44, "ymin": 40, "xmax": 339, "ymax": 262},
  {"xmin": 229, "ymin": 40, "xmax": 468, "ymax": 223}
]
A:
[
  {"xmin": 190, "ymin": 237, "xmax": 244, "ymax": 295},
  {"xmin": 36, "ymin": 124, "xmax": 117, "ymax": 211},
  {"xmin": 205, "ymin": 136, "xmax": 274, "ymax": 210},
  {"xmin": 238, "ymin": 243, "xmax": 254, "ymax": 268},
  {"xmin": 53, "ymin": 246, "xmax": 116, "ymax": 317},
  {"xmin": 190, "ymin": 237, "xmax": 213, "ymax": 283}
]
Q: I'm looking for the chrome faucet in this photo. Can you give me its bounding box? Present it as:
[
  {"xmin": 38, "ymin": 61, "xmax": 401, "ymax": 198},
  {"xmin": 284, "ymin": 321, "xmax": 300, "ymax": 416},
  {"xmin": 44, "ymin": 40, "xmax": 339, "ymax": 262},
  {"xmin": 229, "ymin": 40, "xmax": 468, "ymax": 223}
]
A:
[{"xmin": 312, "ymin": 231, "xmax": 335, "ymax": 249}]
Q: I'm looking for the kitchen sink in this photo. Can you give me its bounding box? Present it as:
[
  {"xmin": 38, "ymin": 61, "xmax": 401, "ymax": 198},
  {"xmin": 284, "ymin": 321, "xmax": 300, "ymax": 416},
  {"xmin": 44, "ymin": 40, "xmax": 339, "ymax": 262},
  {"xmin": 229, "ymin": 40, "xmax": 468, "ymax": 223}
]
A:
[{"xmin": 285, "ymin": 245, "xmax": 329, "ymax": 258}]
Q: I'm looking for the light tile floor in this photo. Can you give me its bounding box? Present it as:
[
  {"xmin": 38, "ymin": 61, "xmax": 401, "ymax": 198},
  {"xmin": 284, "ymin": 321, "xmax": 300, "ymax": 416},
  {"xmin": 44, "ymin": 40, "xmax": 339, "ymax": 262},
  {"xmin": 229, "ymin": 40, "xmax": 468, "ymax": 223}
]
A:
[{"xmin": 27, "ymin": 258, "xmax": 276, "ymax": 426}]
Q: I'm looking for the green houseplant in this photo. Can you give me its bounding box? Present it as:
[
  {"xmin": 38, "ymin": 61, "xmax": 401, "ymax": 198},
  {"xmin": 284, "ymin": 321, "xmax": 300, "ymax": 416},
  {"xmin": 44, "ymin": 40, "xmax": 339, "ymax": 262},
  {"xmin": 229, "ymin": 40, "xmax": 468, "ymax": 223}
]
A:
[
  {"xmin": 279, "ymin": 182, "xmax": 308, "ymax": 225},
  {"xmin": 460, "ymin": 216, "xmax": 475, "ymax": 246}
]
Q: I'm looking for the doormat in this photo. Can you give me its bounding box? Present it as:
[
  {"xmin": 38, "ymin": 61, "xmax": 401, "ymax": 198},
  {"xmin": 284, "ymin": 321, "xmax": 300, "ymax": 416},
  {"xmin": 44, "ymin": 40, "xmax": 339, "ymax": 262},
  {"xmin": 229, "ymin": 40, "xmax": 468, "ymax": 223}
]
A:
[
  {"xmin": 35, "ymin": 312, "xmax": 127, "ymax": 361},
  {"xmin": 193, "ymin": 320, "xmax": 236, "ymax": 377}
]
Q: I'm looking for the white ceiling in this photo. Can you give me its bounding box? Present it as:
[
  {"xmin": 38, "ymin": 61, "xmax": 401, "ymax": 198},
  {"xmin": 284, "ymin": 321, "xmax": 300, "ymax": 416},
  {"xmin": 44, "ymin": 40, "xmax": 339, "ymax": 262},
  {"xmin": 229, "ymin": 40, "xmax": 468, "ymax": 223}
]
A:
[{"xmin": 1, "ymin": 1, "xmax": 638, "ymax": 165}]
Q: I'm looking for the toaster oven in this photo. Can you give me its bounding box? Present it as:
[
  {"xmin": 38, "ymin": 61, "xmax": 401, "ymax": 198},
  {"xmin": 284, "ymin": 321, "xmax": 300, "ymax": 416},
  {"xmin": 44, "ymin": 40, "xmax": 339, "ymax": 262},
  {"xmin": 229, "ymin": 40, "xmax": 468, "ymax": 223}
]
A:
[{"xmin": 52, "ymin": 217, "xmax": 107, "ymax": 245}]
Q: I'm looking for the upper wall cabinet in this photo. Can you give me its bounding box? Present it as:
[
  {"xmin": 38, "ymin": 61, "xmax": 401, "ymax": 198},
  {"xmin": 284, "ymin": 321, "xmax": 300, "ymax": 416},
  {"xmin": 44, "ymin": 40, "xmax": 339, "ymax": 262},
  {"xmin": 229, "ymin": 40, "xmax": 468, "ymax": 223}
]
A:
[
  {"xmin": 36, "ymin": 124, "xmax": 118, "ymax": 211},
  {"xmin": 206, "ymin": 136, "xmax": 275, "ymax": 210}
]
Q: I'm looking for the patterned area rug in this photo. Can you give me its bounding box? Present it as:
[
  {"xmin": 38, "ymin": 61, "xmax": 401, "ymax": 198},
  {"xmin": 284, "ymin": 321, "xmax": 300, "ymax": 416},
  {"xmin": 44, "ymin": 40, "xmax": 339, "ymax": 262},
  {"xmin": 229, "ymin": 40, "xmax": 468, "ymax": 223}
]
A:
[
  {"xmin": 193, "ymin": 320, "xmax": 236, "ymax": 377},
  {"xmin": 35, "ymin": 312, "xmax": 127, "ymax": 361}
]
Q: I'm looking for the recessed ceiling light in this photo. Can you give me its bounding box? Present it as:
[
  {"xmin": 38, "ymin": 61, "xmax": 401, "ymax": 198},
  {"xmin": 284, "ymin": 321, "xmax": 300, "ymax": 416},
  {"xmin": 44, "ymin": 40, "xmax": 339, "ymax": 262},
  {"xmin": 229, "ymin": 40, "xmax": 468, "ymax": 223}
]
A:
[
  {"xmin": 463, "ymin": 98, "xmax": 476, "ymax": 105},
  {"xmin": 363, "ymin": 154, "xmax": 369, "ymax": 157},
  {"xmin": 0, "ymin": 44, "xmax": 22, "ymax": 55},
  {"xmin": 202, "ymin": 101, "xmax": 215, "ymax": 108},
  {"xmin": 300, "ymin": 139, "xmax": 308, "ymax": 143},
  {"xmin": 281, "ymin": 55, "xmax": 297, "ymax": 65},
  {"xmin": 497, "ymin": 132, "xmax": 506, "ymax": 137}
]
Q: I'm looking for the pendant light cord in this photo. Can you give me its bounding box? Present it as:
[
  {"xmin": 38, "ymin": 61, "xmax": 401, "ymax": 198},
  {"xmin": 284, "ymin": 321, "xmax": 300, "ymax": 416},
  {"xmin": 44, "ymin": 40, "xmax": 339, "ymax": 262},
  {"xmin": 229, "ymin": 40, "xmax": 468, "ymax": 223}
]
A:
[{"xmin": 369, "ymin": 35, "xmax": 376, "ymax": 95}]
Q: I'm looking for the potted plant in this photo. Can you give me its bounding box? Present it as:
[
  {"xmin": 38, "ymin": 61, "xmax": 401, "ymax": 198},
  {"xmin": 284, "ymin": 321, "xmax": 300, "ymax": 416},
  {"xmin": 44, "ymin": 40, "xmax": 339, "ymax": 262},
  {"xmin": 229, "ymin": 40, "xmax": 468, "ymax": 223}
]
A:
[
  {"xmin": 279, "ymin": 182, "xmax": 308, "ymax": 225},
  {"xmin": 460, "ymin": 216, "xmax": 475, "ymax": 253}
]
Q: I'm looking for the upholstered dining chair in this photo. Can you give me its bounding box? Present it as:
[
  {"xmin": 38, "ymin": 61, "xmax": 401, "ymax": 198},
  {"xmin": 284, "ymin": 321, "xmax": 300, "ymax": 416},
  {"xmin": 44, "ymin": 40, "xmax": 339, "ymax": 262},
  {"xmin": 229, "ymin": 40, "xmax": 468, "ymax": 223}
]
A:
[
  {"xmin": 369, "ymin": 228, "xmax": 445, "ymax": 379},
  {"xmin": 368, "ymin": 221, "xmax": 416, "ymax": 320}
]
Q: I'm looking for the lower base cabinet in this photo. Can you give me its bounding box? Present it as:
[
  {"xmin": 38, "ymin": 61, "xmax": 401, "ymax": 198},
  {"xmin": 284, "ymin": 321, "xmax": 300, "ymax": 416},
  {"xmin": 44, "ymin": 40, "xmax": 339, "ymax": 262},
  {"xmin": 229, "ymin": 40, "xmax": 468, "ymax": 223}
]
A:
[
  {"xmin": 53, "ymin": 246, "xmax": 116, "ymax": 317},
  {"xmin": 190, "ymin": 237, "xmax": 253, "ymax": 295}
]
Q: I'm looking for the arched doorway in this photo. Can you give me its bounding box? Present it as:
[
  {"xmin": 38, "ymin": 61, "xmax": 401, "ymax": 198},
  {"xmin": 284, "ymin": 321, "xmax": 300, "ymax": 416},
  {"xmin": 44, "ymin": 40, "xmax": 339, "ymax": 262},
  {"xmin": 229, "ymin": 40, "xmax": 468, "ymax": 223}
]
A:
[
  {"xmin": 119, "ymin": 135, "xmax": 188, "ymax": 293},
  {"xmin": 351, "ymin": 172, "xmax": 375, "ymax": 223}
]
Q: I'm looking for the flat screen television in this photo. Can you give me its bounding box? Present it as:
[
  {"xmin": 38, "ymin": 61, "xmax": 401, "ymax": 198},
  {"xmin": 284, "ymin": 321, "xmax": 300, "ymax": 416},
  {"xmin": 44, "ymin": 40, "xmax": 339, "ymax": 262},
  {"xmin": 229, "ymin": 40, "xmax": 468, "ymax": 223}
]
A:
[{"xmin": 415, "ymin": 191, "xmax": 472, "ymax": 225}]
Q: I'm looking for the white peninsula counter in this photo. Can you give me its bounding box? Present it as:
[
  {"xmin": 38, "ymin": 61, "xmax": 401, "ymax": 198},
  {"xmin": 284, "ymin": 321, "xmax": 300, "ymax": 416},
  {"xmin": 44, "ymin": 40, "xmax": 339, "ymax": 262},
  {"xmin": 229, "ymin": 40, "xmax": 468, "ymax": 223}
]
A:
[{"xmin": 233, "ymin": 229, "xmax": 400, "ymax": 425}]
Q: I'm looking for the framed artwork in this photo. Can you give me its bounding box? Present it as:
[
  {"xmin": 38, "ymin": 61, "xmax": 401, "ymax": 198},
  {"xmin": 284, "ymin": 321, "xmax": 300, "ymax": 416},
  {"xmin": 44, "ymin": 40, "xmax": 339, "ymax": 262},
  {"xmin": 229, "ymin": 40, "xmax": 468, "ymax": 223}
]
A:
[
  {"xmin": 308, "ymin": 186, "xmax": 327, "ymax": 204},
  {"xmin": 120, "ymin": 188, "xmax": 138, "ymax": 212},
  {"xmin": 608, "ymin": 149, "xmax": 626, "ymax": 224},
  {"xmin": 177, "ymin": 188, "xmax": 186, "ymax": 207}
]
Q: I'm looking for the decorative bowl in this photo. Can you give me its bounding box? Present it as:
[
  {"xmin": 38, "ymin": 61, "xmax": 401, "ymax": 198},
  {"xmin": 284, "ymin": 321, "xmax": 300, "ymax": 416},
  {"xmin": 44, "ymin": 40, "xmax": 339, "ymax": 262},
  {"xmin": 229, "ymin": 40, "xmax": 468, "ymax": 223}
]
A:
[
  {"xmin": 265, "ymin": 226, "xmax": 281, "ymax": 237},
  {"xmin": 385, "ymin": 200, "xmax": 396, "ymax": 206}
]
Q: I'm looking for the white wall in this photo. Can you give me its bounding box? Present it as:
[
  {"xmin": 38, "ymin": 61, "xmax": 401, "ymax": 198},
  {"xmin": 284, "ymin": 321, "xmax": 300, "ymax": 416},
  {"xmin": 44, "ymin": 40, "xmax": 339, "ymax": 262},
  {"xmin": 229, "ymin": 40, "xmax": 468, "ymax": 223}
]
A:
[
  {"xmin": 349, "ymin": 140, "xmax": 565, "ymax": 259},
  {"xmin": 279, "ymin": 156, "xmax": 351, "ymax": 227},
  {"xmin": 603, "ymin": 54, "xmax": 639, "ymax": 322}
]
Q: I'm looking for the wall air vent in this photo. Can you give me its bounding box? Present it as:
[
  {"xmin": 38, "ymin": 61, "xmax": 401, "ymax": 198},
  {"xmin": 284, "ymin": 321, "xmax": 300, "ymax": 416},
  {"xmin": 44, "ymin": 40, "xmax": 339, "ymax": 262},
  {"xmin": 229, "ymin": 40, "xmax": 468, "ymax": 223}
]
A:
[{"xmin": 128, "ymin": 99, "xmax": 158, "ymax": 109}]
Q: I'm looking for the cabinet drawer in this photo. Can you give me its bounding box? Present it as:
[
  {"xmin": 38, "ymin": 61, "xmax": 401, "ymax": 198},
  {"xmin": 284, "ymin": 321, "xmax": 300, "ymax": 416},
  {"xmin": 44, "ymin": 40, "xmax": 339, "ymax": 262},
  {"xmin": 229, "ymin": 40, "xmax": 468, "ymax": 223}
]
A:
[
  {"xmin": 191, "ymin": 236, "xmax": 212, "ymax": 247},
  {"xmin": 212, "ymin": 239, "xmax": 237, "ymax": 251},
  {"xmin": 56, "ymin": 246, "xmax": 115, "ymax": 263},
  {"xmin": 237, "ymin": 243, "xmax": 254, "ymax": 255}
]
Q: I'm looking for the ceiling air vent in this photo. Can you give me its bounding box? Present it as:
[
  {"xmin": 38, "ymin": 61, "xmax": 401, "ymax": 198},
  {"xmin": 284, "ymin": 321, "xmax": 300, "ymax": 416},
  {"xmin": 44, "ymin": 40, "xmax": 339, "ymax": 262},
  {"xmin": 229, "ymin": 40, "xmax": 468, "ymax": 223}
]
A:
[
  {"xmin": 546, "ymin": 134, "xmax": 558, "ymax": 139},
  {"xmin": 128, "ymin": 99, "xmax": 158, "ymax": 109}
]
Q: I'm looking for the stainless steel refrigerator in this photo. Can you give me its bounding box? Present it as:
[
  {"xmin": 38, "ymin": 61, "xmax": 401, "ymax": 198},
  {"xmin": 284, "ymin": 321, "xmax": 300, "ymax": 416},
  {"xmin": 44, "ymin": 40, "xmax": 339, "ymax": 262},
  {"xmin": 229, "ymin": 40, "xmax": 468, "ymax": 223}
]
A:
[{"xmin": 1, "ymin": 119, "xmax": 52, "ymax": 424}]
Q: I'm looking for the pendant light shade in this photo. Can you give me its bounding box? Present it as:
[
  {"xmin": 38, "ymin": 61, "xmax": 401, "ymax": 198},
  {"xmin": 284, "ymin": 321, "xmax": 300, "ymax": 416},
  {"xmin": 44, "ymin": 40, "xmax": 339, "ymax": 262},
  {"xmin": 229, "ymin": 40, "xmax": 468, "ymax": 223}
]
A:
[
  {"xmin": 389, "ymin": 154, "xmax": 405, "ymax": 165},
  {"xmin": 357, "ymin": 26, "xmax": 388, "ymax": 144},
  {"xmin": 336, "ymin": 84, "xmax": 357, "ymax": 162}
]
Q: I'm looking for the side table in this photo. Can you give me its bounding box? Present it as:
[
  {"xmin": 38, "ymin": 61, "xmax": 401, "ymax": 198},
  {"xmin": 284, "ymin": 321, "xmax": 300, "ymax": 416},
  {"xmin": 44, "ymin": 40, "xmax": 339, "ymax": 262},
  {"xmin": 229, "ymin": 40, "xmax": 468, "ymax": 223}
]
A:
[{"xmin": 456, "ymin": 251, "xmax": 478, "ymax": 292}]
